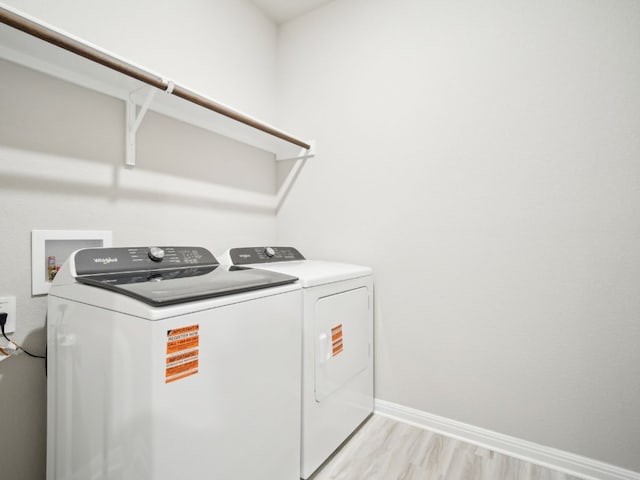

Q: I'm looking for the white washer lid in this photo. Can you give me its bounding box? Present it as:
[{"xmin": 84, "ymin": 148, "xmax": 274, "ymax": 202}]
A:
[{"xmin": 245, "ymin": 260, "xmax": 372, "ymax": 288}]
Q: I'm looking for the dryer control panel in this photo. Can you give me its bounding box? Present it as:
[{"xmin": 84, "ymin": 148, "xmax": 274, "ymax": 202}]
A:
[
  {"xmin": 75, "ymin": 246, "xmax": 218, "ymax": 275},
  {"xmin": 229, "ymin": 246, "xmax": 305, "ymax": 265}
]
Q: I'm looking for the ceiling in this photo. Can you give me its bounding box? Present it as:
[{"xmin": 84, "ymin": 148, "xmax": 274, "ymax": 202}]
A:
[{"xmin": 250, "ymin": 0, "xmax": 334, "ymax": 24}]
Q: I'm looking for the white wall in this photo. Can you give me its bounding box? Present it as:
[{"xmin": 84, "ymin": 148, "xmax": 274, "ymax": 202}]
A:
[
  {"xmin": 277, "ymin": 0, "xmax": 640, "ymax": 472},
  {"xmin": 0, "ymin": 1, "xmax": 279, "ymax": 478}
]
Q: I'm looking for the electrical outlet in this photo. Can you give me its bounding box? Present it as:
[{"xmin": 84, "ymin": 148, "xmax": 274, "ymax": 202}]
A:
[{"xmin": 0, "ymin": 296, "xmax": 16, "ymax": 334}]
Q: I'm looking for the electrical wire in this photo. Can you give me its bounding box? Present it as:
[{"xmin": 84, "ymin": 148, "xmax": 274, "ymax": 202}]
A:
[
  {"xmin": 0, "ymin": 314, "xmax": 46, "ymax": 359},
  {"xmin": 1, "ymin": 330, "xmax": 46, "ymax": 359}
]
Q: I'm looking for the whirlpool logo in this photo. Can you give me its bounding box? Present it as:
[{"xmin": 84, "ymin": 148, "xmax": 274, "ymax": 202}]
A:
[{"xmin": 93, "ymin": 257, "xmax": 118, "ymax": 265}]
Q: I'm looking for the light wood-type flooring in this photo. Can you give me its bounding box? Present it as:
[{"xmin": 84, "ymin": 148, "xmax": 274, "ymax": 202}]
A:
[{"xmin": 311, "ymin": 415, "xmax": 583, "ymax": 480}]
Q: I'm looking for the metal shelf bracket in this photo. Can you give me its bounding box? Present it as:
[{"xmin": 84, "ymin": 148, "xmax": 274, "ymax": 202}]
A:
[{"xmin": 125, "ymin": 86, "xmax": 158, "ymax": 166}]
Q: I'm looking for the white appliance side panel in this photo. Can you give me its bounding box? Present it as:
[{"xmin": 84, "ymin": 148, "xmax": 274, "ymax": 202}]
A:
[
  {"xmin": 150, "ymin": 289, "xmax": 302, "ymax": 480},
  {"xmin": 47, "ymin": 297, "xmax": 154, "ymax": 480},
  {"xmin": 314, "ymin": 287, "xmax": 369, "ymax": 402},
  {"xmin": 301, "ymin": 277, "xmax": 374, "ymax": 479}
]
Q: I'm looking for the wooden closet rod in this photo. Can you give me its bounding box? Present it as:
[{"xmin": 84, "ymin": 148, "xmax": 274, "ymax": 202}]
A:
[{"xmin": 0, "ymin": 7, "xmax": 311, "ymax": 151}]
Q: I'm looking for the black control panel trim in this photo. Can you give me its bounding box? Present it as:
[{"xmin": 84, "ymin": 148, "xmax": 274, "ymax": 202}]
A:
[
  {"xmin": 230, "ymin": 246, "xmax": 305, "ymax": 265},
  {"xmin": 75, "ymin": 247, "xmax": 218, "ymax": 276}
]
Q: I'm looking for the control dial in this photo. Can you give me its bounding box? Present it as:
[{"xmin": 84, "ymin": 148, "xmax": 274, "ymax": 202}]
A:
[
  {"xmin": 264, "ymin": 247, "xmax": 276, "ymax": 258},
  {"xmin": 148, "ymin": 247, "xmax": 165, "ymax": 262}
]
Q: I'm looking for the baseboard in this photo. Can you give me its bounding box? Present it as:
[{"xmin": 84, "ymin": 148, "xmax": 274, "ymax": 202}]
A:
[{"xmin": 374, "ymin": 399, "xmax": 640, "ymax": 480}]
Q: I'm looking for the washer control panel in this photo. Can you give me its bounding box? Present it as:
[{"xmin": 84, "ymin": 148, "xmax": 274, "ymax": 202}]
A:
[
  {"xmin": 75, "ymin": 246, "xmax": 217, "ymax": 275},
  {"xmin": 229, "ymin": 246, "xmax": 305, "ymax": 265}
]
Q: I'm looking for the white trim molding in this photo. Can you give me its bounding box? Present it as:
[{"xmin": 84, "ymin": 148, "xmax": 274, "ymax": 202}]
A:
[{"xmin": 375, "ymin": 399, "xmax": 640, "ymax": 480}]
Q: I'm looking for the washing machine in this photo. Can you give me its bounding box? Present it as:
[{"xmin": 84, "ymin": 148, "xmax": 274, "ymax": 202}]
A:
[
  {"xmin": 47, "ymin": 246, "xmax": 302, "ymax": 480},
  {"xmin": 218, "ymin": 246, "xmax": 374, "ymax": 479}
]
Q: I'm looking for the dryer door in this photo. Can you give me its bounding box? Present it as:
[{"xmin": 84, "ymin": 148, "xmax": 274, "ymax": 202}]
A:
[{"xmin": 314, "ymin": 287, "xmax": 369, "ymax": 402}]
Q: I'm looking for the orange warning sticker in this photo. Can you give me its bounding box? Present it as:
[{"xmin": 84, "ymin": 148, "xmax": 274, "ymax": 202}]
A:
[
  {"xmin": 165, "ymin": 324, "xmax": 199, "ymax": 383},
  {"xmin": 331, "ymin": 326, "xmax": 342, "ymax": 342},
  {"xmin": 331, "ymin": 324, "xmax": 343, "ymax": 357},
  {"xmin": 166, "ymin": 336, "xmax": 199, "ymax": 354},
  {"xmin": 166, "ymin": 359, "xmax": 199, "ymax": 377},
  {"xmin": 166, "ymin": 369, "xmax": 198, "ymax": 384},
  {"xmin": 166, "ymin": 350, "xmax": 199, "ymax": 368},
  {"xmin": 168, "ymin": 325, "xmax": 199, "ymax": 336}
]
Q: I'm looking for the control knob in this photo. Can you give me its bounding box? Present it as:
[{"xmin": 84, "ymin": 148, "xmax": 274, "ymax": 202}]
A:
[
  {"xmin": 148, "ymin": 247, "xmax": 165, "ymax": 262},
  {"xmin": 264, "ymin": 247, "xmax": 276, "ymax": 258}
]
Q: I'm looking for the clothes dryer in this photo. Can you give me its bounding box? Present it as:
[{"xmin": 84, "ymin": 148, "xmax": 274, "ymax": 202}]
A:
[
  {"xmin": 47, "ymin": 246, "xmax": 302, "ymax": 480},
  {"xmin": 218, "ymin": 246, "xmax": 374, "ymax": 479}
]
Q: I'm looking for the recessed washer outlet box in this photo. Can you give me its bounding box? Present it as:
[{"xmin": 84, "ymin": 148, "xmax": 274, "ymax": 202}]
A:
[{"xmin": 0, "ymin": 296, "xmax": 16, "ymax": 334}]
